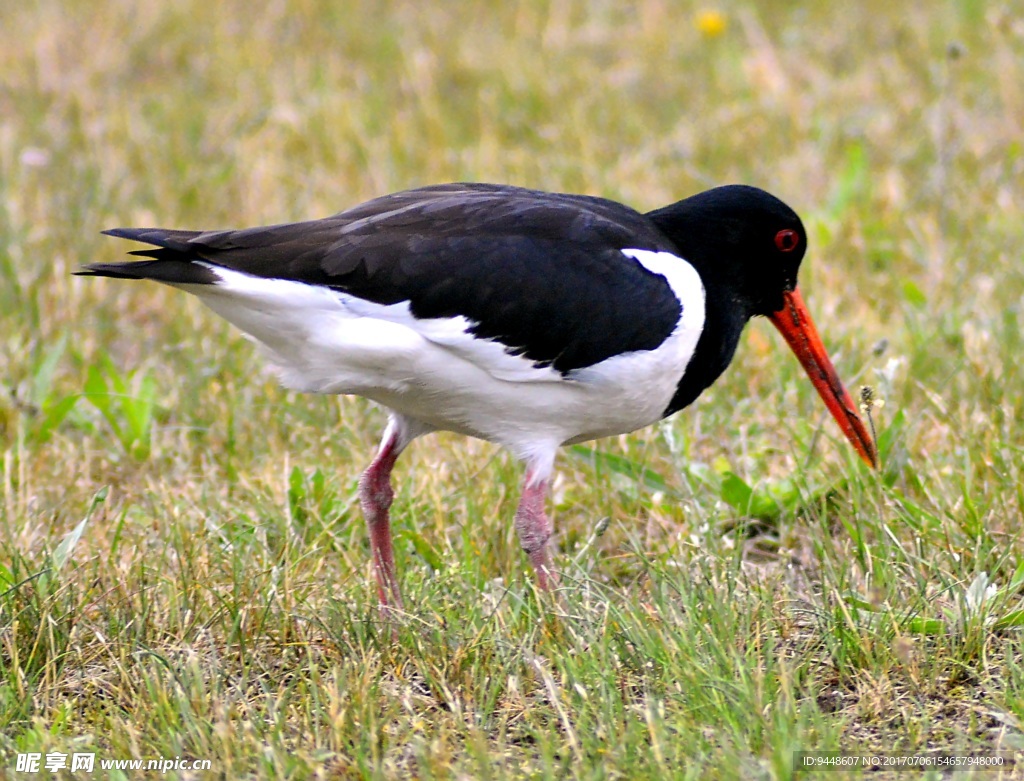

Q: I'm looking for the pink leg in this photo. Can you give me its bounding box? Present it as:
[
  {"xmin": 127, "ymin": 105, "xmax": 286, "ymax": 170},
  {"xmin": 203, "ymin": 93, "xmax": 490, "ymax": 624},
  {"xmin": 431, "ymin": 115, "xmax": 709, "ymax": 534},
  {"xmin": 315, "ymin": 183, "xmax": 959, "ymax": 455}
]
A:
[
  {"xmin": 359, "ymin": 422, "xmax": 406, "ymax": 610},
  {"xmin": 514, "ymin": 470, "xmax": 557, "ymax": 590}
]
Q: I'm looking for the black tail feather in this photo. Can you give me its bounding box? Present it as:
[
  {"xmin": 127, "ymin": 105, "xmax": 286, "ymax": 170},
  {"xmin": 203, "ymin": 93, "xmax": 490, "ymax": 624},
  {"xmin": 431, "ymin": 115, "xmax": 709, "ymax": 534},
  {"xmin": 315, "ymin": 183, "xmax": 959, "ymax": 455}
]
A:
[
  {"xmin": 75, "ymin": 260, "xmax": 219, "ymax": 284},
  {"xmin": 101, "ymin": 227, "xmax": 204, "ymax": 251},
  {"xmin": 78, "ymin": 228, "xmax": 218, "ymax": 284}
]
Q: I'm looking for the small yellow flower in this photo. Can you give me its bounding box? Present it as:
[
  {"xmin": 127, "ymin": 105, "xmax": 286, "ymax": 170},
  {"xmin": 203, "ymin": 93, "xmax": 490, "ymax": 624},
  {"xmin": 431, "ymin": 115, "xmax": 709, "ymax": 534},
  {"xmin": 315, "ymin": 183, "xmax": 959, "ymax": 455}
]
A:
[{"xmin": 695, "ymin": 10, "xmax": 727, "ymax": 38}]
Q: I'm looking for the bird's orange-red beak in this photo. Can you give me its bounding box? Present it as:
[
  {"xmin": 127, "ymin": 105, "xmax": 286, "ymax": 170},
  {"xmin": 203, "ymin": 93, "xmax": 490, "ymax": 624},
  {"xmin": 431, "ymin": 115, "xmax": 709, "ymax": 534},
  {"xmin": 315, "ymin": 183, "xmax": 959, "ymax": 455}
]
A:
[{"xmin": 767, "ymin": 288, "xmax": 878, "ymax": 469}]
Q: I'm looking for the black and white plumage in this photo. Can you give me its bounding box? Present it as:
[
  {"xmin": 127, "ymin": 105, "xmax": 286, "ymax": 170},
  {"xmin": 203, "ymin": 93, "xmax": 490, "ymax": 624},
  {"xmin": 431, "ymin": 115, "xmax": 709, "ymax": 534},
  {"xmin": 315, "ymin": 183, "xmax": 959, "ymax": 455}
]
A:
[{"xmin": 79, "ymin": 182, "xmax": 877, "ymax": 608}]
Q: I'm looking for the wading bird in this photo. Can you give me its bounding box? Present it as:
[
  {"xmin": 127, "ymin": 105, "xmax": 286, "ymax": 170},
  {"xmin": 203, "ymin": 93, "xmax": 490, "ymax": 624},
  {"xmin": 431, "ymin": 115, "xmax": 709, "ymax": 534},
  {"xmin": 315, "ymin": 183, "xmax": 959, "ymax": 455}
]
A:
[{"xmin": 79, "ymin": 183, "xmax": 877, "ymax": 609}]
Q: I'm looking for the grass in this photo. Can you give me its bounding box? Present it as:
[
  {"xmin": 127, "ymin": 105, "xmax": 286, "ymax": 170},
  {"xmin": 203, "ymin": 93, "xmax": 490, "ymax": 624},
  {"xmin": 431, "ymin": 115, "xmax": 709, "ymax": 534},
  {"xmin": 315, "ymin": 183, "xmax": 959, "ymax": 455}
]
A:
[{"xmin": 2, "ymin": 0, "xmax": 1024, "ymax": 777}]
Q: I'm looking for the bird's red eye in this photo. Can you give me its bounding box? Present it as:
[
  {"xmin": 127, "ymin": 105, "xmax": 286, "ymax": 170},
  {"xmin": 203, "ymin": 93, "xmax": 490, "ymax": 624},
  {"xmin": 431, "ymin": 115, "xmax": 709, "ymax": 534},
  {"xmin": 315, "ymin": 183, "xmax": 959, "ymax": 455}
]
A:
[{"xmin": 775, "ymin": 229, "xmax": 800, "ymax": 253}]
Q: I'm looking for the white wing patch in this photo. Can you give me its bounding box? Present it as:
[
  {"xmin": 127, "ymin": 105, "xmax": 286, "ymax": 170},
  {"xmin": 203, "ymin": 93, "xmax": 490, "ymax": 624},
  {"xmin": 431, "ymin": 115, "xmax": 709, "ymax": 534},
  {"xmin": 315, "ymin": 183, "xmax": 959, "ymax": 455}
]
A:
[{"xmin": 620, "ymin": 248, "xmax": 705, "ymax": 327}]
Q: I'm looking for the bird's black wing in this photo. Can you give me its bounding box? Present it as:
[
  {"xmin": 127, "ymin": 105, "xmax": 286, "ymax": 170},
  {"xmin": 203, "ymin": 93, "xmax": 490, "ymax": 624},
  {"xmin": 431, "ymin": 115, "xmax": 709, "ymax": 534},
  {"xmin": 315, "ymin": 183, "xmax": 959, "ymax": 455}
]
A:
[{"xmin": 84, "ymin": 183, "xmax": 686, "ymax": 374}]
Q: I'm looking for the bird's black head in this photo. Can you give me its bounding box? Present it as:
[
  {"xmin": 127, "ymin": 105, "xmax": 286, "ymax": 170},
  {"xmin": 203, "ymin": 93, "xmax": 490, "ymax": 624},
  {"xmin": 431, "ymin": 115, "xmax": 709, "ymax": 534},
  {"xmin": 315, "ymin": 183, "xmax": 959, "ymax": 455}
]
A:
[{"xmin": 646, "ymin": 184, "xmax": 806, "ymax": 318}]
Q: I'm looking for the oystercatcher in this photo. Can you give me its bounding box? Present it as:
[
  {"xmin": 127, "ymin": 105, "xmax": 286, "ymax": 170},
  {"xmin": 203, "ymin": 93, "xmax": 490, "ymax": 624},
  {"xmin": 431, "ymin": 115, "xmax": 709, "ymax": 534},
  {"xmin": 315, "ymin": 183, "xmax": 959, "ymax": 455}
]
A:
[{"xmin": 78, "ymin": 183, "xmax": 877, "ymax": 608}]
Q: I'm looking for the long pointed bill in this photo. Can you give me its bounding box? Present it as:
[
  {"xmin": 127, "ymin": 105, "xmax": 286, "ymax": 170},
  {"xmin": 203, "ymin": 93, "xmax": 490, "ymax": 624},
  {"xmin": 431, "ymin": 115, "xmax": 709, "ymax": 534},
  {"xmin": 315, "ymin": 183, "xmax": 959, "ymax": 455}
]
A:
[{"xmin": 767, "ymin": 287, "xmax": 878, "ymax": 468}]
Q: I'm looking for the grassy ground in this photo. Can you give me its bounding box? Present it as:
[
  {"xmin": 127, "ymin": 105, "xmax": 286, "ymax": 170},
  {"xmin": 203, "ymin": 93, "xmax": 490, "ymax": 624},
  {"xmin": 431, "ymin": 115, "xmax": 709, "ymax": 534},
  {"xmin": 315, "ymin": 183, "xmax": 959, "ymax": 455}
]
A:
[{"xmin": 2, "ymin": 0, "xmax": 1024, "ymax": 778}]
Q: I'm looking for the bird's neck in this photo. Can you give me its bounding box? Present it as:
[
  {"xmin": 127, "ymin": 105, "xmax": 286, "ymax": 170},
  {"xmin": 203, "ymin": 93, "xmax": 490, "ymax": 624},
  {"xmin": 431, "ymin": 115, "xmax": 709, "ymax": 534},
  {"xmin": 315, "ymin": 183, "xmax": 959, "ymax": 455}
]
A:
[
  {"xmin": 644, "ymin": 202, "xmax": 759, "ymax": 417},
  {"xmin": 663, "ymin": 273, "xmax": 751, "ymax": 417}
]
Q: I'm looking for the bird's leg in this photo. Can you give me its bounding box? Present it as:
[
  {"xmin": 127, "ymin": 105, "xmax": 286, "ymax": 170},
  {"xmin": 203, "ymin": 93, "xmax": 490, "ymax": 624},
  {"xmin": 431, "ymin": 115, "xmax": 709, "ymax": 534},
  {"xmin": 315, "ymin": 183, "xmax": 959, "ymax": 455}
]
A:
[
  {"xmin": 514, "ymin": 467, "xmax": 557, "ymax": 591},
  {"xmin": 359, "ymin": 420, "xmax": 407, "ymax": 611}
]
